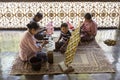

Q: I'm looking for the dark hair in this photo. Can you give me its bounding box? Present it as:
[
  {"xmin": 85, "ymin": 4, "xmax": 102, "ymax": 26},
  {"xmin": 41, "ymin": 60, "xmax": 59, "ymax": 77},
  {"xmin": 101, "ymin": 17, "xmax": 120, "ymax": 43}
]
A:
[
  {"xmin": 61, "ymin": 23, "xmax": 68, "ymax": 28},
  {"xmin": 84, "ymin": 13, "xmax": 92, "ymax": 20},
  {"xmin": 35, "ymin": 12, "xmax": 43, "ymax": 19},
  {"xmin": 27, "ymin": 22, "xmax": 39, "ymax": 30}
]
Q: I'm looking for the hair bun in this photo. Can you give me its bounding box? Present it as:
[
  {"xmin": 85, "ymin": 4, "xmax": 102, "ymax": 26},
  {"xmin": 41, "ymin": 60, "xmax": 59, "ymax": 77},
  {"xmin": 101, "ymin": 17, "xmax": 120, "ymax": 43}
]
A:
[
  {"xmin": 26, "ymin": 22, "xmax": 40, "ymax": 30},
  {"xmin": 26, "ymin": 23, "xmax": 31, "ymax": 28}
]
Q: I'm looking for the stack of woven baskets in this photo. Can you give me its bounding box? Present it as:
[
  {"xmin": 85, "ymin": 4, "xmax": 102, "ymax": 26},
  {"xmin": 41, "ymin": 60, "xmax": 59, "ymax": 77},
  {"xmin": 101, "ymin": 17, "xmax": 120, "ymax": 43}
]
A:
[{"xmin": 104, "ymin": 39, "xmax": 116, "ymax": 46}]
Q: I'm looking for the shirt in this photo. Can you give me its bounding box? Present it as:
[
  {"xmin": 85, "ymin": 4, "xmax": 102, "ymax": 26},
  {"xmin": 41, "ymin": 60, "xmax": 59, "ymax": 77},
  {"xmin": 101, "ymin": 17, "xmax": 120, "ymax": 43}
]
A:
[
  {"xmin": 81, "ymin": 20, "xmax": 97, "ymax": 36},
  {"xmin": 19, "ymin": 31, "xmax": 42, "ymax": 61},
  {"xmin": 60, "ymin": 30, "xmax": 71, "ymax": 42}
]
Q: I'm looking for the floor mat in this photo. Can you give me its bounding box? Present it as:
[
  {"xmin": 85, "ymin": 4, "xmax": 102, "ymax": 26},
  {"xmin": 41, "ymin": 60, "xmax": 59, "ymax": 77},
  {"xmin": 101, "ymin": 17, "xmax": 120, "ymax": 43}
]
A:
[{"xmin": 10, "ymin": 41, "xmax": 115, "ymax": 75}]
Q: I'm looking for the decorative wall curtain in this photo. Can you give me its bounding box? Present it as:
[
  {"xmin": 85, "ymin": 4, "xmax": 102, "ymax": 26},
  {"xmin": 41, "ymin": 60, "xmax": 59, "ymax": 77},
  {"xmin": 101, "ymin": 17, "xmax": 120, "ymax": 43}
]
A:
[{"xmin": 0, "ymin": 2, "xmax": 119, "ymax": 29}]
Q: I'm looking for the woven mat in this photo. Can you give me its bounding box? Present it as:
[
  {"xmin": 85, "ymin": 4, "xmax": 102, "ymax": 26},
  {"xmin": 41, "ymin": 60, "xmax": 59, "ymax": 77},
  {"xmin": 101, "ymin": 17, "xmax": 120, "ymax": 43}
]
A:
[
  {"xmin": 78, "ymin": 40, "xmax": 100, "ymax": 48},
  {"xmin": 10, "ymin": 40, "xmax": 115, "ymax": 75}
]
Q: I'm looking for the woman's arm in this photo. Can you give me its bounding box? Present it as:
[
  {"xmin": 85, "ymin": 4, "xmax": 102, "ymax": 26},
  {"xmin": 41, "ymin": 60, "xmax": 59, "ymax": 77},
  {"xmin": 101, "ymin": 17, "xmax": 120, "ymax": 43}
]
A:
[{"xmin": 27, "ymin": 36, "xmax": 43, "ymax": 52}]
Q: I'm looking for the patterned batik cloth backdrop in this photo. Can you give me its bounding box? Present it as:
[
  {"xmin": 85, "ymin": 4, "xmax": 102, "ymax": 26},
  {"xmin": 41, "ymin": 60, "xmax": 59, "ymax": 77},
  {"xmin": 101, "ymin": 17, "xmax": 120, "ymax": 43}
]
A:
[
  {"xmin": 65, "ymin": 26, "xmax": 80, "ymax": 65},
  {"xmin": 0, "ymin": 2, "xmax": 119, "ymax": 28}
]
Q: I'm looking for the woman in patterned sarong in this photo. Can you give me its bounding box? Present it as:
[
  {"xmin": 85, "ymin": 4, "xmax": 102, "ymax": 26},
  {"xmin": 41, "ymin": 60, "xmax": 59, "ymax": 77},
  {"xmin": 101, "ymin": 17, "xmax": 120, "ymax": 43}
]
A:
[
  {"xmin": 80, "ymin": 13, "xmax": 97, "ymax": 42},
  {"xmin": 19, "ymin": 22, "xmax": 48, "ymax": 62}
]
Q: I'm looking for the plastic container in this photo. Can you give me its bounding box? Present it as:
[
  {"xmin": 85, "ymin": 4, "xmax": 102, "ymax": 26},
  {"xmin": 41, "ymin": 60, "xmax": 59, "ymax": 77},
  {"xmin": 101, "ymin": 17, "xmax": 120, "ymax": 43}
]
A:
[{"xmin": 29, "ymin": 57, "xmax": 42, "ymax": 71}]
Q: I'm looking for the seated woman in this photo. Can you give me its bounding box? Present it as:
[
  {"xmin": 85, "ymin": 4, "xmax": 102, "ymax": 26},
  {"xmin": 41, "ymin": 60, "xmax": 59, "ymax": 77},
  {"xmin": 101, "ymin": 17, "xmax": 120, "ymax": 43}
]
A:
[
  {"xmin": 30, "ymin": 12, "xmax": 46, "ymax": 33},
  {"xmin": 19, "ymin": 22, "xmax": 48, "ymax": 62},
  {"xmin": 80, "ymin": 13, "xmax": 97, "ymax": 42},
  {"xmin": 30, "ymin": 12, "xmax": 43, "ymax": 23}
]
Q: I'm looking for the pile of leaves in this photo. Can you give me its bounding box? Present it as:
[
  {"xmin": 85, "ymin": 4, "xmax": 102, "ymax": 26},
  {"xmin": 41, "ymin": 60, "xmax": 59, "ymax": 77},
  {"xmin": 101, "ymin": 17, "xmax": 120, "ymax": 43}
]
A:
[{"xmin": 104, "ymin": 39, "xmax": 116, "ymax": 46}]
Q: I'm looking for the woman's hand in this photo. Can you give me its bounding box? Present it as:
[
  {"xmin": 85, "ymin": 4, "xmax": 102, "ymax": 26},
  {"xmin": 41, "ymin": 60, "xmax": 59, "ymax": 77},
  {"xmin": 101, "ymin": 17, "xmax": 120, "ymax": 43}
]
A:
[
  {"xmin": 43, "ymin": 40, "xmax": 49, "ymax": 44},
  {"xmin": 41, "ymin": 40, "xmax": 49, "ymax": 47}
]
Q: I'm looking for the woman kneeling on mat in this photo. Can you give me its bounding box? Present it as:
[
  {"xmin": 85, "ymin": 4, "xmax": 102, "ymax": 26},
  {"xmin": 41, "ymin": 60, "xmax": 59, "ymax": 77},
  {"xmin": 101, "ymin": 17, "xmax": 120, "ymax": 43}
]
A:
[
  {"xmin": 80, "ymin": 13, "xmax": 97, "ymax": 42},
  {"xmin": 19, "ymin": 22, "xmax": 48, "ymax": 62}
]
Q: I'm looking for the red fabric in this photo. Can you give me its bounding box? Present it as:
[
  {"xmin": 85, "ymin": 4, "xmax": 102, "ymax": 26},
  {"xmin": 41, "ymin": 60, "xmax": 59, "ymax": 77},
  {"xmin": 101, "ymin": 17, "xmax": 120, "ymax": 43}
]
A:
[{"xmin": 67, "ymin": 22, "xmax": 74, "ymax": 30}]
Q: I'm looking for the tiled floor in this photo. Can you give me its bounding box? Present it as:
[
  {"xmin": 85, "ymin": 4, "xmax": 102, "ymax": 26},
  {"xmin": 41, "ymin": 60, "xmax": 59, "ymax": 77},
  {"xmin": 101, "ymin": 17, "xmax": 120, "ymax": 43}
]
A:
[{"xmin": 0, "ymin": 29, "xmax": 120, "ymax": 80}]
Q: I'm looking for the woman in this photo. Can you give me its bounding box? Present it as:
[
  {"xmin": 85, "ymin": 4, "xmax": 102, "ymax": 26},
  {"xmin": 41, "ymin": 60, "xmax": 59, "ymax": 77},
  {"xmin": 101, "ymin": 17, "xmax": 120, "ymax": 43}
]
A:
[
  {"xmin": 80, "ymin": 13, "xmax": 97, "ymax": 42},
  {"xmin": 30, "ymin": 12, "xmax": 43, "ymax": 23},
  {"xmin": 19, "ymin": 22, "xmax": 48, "ymax": 61}
]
